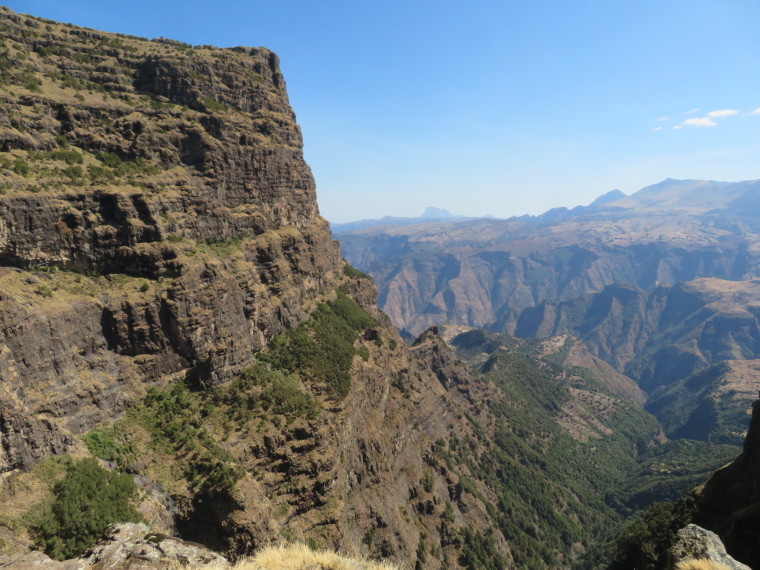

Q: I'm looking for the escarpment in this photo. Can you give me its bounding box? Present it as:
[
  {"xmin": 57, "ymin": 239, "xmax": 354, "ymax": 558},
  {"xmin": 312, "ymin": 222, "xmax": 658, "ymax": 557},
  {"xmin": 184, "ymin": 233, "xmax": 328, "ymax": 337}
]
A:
[{"xmin": 0, "ymin": 7, "xmax": 343, "ymax": 469}]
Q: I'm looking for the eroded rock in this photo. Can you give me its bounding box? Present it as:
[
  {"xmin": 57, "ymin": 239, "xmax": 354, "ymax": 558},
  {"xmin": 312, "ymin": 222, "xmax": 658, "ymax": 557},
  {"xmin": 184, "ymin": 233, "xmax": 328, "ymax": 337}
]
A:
[{"xmin": 668, "ymin": 524, "xmax": 750, "ymax": 570}]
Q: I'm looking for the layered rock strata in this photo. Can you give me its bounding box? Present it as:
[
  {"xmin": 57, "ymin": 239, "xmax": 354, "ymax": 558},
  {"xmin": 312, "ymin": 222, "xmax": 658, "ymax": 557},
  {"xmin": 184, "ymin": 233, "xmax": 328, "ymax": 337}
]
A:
[{"xmin": 0, "ymin": 6, "xmax": 342, "ymax": 471}]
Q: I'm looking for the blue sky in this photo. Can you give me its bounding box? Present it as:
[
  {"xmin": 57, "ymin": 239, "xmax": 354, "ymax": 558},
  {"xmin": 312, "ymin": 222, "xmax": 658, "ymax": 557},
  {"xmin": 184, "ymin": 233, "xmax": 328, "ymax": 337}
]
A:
[{"xmin": 7, "ymin": 0, "xmax": 760, "ymax": 222}]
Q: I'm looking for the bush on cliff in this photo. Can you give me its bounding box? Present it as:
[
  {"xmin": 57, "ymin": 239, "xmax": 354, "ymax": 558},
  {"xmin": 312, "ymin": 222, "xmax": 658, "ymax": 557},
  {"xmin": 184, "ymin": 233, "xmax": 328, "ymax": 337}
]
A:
[
  {"xmin": 30, "ymin": 457, "xmax": 141, "ymax": 560},
  {"xmin": 259, "ymin": 292, "xmax": 378, "ymax": 399}
]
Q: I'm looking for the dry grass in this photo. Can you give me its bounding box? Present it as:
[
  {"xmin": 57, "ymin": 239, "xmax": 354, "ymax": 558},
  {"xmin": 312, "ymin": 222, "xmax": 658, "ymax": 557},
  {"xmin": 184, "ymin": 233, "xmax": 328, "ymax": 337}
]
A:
[
  {"xmin": 675, "ymin": 559, "xmax": 733, "ymax": 570},
  {"xmin": 200, "ymin": 543, "xmax": 400, "ymax": 570}
]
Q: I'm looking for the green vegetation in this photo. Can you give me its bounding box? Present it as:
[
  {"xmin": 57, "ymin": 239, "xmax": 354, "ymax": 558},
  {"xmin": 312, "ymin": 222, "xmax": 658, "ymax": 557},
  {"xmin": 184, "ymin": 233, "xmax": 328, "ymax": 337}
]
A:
[
  {"xmin": 86, "ymin": 380, "xmax": 243, "ymax": 494},
  {"xmin": 202, "ymin": 97, "xmax": 229, "ymax": 113},
  {"xmin": 214, "ymin": 365, "xmax": 320, "ymax": 423},
  {"xmin": 343, "ymin": 263, "xmax": 372, "ymax": 280},
  {"xmin": 610, "ymin": 440, "xmax": 740, "ymax": 510},
  {"xmin": 446, "ymin": 329, "xmax": 664, "ymax": 568},
  {"xmin": 136, "ymin": 382, "xmax": 243, "ymax": 493},
  {"xmin": 646, "ymin": 363, "xmax": 751, "ymax": 445},
  {"xmin": 95, "ymin": 152, "xmax": 161, "ymax": 177},
  {"xmin": 456, "ymin": 528, "xmax": 510, "ymax": 570},
  {"xmin": 606, "ymin": 497, "xmax": 697, "ymax": 570},
  {"xmin": 47, "ymin": 149, "xmax": 83, "ymax": 165},
  {"xmin": 258, "ymin": 292, "xmax": 378, "ymax": 399},
  {"xmin": 13, "ymin": 158, "xmax": 29, "ymax": 176},
  {"xmin": 29, "ymin": 457, "xmax": 141, "ymax": 560},
  {"xmin": 203, "ymin": 236, "xmax": 244, "ymax": 257}
]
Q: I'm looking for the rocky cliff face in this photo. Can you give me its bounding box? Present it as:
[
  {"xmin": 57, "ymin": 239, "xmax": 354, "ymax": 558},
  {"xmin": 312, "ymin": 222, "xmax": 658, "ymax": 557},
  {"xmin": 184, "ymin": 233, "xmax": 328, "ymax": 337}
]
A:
[
  {"xmin": 694, "ymin": 399, "xmax": 760, "ymax": 569},
  {"xmin": 0, "ymin": 6, "xmax": 342, "ymax": 472},
  {"xmin": 505, "ymin": 278, "xmax": 760, "ymax": 394}
]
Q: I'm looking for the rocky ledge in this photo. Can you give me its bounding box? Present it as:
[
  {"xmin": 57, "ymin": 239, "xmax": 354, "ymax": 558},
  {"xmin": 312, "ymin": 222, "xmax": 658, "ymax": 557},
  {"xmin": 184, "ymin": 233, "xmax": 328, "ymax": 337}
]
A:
[{"xmin": 0, "ymin": 523, "xmax": 227, "ymax": 569}]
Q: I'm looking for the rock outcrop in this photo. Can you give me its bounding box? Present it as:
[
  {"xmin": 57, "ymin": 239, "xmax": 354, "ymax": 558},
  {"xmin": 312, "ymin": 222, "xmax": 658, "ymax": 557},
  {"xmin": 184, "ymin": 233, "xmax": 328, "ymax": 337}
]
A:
[
  {"xmin": 694, "ymin": 398, "xmax": 760, "ymax": 569},
  {"xmin": 0, "ymin": 523, "xmax": 227, "ymax": 569},
  {"xmin": 668, "ymin": 524, "xmax": 750, "ymax": 570}
]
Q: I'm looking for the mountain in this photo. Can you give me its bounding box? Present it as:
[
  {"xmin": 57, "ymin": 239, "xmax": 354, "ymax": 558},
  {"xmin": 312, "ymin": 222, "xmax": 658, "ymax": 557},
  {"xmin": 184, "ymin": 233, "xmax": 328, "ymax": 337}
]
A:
[
  {"xmin": 437, "ymin": 328, "xmax": 739, "ymax": 556},
  {"xmin": 0, "ymin": 8, "xmax": 701, "ymax": 570},
  {"xmin": 501, "ymin": 278, "xmax": 760, "ymax": 445},
  {"xmin": 0, "ymin": 8, "xmax": 754, "ymax": 570},
  {"xmin": 337, "ymin": 179, "xmax": 760, "ymax": 338},
  {"xmin": 330, "ymin": 207, "xmax": 478, "ymax": 234}
]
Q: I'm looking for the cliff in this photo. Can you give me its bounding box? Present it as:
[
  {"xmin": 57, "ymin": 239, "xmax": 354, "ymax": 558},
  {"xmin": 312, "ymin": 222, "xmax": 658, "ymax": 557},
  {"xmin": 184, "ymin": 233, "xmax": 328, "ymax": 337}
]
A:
[
  {"xmin": 0, "ymin": 6, "xmax": 343, "ymax": 471},
  {"xmin": 694, "ymin": 398, "xmax": 760, "ymax": 568}
]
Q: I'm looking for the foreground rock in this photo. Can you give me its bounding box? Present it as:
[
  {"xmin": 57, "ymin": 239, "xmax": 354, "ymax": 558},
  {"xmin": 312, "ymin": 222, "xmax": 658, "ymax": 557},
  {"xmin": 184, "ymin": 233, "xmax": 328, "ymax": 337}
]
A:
[
  {"xmin": 0, "ymin": 523, "xmax": 227, "ymax": 569},
  {"xmin": 668, "ymin": 524, "xmax": 750, "ymax": 570}
]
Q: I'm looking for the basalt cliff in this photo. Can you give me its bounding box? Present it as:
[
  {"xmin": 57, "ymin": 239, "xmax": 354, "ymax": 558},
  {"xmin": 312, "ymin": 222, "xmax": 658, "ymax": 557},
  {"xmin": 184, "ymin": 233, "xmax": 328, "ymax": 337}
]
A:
[{"xmin": 0, "ymin": 5, "xmax": 343, "ymax": 471}]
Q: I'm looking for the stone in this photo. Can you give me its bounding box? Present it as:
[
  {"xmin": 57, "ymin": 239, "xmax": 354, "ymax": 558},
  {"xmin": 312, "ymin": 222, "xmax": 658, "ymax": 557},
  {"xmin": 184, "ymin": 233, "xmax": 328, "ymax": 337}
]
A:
[
  {"xmin": 668, "ymin": 524, "xmax": 751, "ymax": 570},
  {"xmin": 80, "ymin": 523, "xmax": 228, "ymax": 569}
]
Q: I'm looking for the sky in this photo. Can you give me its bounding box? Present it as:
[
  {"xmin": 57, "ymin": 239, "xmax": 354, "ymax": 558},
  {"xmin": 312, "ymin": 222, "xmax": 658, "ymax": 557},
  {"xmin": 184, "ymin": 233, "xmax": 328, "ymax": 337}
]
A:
[{"xmin": 6, "ymin": 0, "xmax": 760, "ymax": 222}]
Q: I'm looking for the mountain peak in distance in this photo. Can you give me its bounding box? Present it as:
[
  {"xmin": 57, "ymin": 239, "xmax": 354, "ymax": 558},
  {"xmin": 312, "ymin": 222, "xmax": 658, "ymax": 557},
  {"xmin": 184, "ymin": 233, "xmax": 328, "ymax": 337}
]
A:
[
  {"xmin": 589, "ymin": 189, "xmax": 626, "ymax": 208},
  {"xmin": 421, "ymin": 207, "xmax": 452, "ymax": 218}
]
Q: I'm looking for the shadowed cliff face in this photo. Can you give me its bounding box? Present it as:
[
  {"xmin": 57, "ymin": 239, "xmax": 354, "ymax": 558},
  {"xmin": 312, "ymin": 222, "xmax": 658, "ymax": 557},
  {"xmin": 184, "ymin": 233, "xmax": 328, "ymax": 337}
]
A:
[
  {"xmin": 695, "ymin": 399, "xmax": 760, "ymax": 569},
  {"xmin": 0, "ymin": 7, "xmax": 344, "ymax": 471}
]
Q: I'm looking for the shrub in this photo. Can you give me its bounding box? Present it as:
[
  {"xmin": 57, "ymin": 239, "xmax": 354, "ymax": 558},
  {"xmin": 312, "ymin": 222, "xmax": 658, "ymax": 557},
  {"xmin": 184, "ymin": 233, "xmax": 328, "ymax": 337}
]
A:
[
  {"xmin": 202, "ymin": 97, "xmax": 228, "ymax": 113},
  {"xmin": 13, "ymin": 158, "xmax": 29, "ymax": 176},
  {"xmin": 49, "ymin": 149, "xmax": 83, "ymax": 165},
  {"xmin": 63, "ymin": 165, "xmax": 83, "ymax": 181},
  {"xmin": 258, "ymin": 292, "xmax": 378, "ymax": 399},
  {"xmin": 95, "ymin": 151, "xmax": 122, "ymax": 168},
  {"xmin": 87, "ymin": 165, "xmax": 114, "ymax": 183},
  {"xmin": 343, "ymin": 263, "xmax": 371, "ymax": 280},
  {"xmin": 35, "ymin": 285, "xmax": 53, "ymax": 298},
  {"xmin": 30, "ymin": 457, "xmax": 141, "ymax": 560}
]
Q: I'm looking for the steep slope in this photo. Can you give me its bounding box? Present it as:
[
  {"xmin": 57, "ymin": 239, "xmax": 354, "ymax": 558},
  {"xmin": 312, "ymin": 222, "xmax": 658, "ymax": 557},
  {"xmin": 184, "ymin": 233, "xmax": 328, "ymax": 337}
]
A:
[
  {"xmin": 337, "ymin": 180, "xmax": 760, "ymax": 337},
  {"xmin": 693, "ymin": 399, "xmax": 760, "ymax": 569},
  {"xmin": 439, "ymin": 329, "xmax": 666, "ymax": 564},
  {"xmin": 645, "ymin": 360, "xmax": 760, "ymax": 445}
]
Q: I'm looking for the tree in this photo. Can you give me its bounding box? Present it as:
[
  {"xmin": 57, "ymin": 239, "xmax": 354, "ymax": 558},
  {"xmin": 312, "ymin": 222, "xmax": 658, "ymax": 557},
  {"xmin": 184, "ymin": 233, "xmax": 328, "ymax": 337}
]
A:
[{"xmin": 32, "ymin": 457, "xmax": 142, "ymax": 560}]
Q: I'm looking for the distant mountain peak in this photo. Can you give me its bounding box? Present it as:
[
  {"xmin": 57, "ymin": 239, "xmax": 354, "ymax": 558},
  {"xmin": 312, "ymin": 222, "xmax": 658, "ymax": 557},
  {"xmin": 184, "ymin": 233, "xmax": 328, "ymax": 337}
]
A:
[
  {"xmin": 589, "ymin": 189, "xmax": 626, "ymax": 208},
  {"xmin": 421, "ymin": 207, "xmax": 452, "ymax": 218}
]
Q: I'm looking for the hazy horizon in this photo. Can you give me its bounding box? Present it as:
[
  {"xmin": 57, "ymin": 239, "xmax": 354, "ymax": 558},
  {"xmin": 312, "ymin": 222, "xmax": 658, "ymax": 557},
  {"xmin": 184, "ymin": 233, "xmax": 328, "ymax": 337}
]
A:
[{"xmin": 7, "ymin": 0, "xmax": 760, "ymax": 223}]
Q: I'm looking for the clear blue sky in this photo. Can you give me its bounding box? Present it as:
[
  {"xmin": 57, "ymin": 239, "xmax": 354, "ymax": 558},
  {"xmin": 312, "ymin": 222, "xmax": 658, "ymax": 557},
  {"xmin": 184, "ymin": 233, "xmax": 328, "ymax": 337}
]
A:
[{"xmin": 7, "ymin": 0, "xmax": 760, "ymax": 222}]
